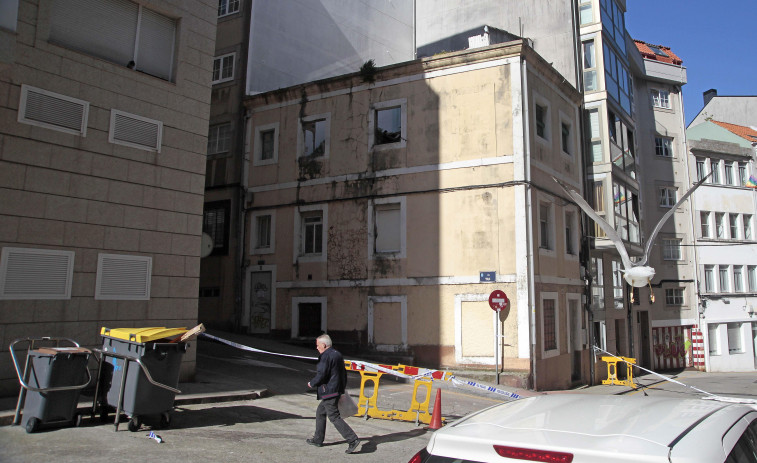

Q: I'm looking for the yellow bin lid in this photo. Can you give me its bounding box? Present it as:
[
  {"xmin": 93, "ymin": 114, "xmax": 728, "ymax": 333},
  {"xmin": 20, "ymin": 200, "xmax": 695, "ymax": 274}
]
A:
[{"xmin": 100, "ymin": 327, "xmax": 188, "ymax": 343}]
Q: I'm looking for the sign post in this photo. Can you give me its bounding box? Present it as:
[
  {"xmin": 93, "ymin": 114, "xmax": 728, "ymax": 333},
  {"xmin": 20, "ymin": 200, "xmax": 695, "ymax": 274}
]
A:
[{"xmin": 488, "ymin": 290, "xmax": 509, "ymax": 385}]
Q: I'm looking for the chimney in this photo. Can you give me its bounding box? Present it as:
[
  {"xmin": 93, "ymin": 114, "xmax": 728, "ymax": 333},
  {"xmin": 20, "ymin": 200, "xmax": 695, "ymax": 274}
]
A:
[{"xmin": 703, "ymin": 89, "xmax": 717, "ymax": 106}]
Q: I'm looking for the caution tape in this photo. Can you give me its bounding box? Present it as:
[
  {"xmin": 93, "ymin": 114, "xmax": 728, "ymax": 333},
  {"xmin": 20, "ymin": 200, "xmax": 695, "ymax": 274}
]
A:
[
  {"xmin": 200, "ymin": 332, "xmax": 521, "ymax": 400},
  {"xmin": 593, "ymin": 346, "xmax": 756, "ymax": 405}
]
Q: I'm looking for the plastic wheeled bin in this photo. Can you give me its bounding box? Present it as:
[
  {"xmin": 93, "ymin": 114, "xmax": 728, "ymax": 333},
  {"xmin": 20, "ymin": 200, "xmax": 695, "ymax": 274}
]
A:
[
  {"xmin": 10, "ymin": 337, "xmax": 92, "ymax": 433},
  {"xmin": 93, "ymin": 327, "xmax": 187, "ymax": 432}
]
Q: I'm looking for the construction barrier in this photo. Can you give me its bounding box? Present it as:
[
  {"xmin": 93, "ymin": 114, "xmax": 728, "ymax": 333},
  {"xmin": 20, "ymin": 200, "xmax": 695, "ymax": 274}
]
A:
[{"xmin": 601, "ymin": 355, "xmax": 636, "ymax": 387}]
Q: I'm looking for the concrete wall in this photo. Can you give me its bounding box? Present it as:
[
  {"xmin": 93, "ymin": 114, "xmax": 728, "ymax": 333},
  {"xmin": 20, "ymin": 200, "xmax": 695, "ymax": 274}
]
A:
[{"xmin": 0, "ymin": 1, "xmax": 216, "ymax": 396}]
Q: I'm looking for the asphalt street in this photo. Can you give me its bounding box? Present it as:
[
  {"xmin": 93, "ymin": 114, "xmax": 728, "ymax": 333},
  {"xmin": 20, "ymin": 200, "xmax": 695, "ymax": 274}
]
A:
[{"xmin": 1, "ymin": 330, "xmax": 755, "ymax": 463}]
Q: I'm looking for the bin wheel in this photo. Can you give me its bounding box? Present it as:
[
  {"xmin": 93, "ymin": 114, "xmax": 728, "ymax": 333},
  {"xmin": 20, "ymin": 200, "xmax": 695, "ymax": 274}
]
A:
[
  {"xmin": 25, "ymin": 417, "xmax": 40, "ymax": 434},
  {"xmin": 159, "ymin": 412, "xmax": 171, "ymax": 429},
  {"xmin": 74, "ymin": 413, "xmax": 83, "ymax": 427},
  {"xmin": 99, "ymin": 409, "xmax": 110, "ymax": 422},
  {"xmin": 127, "ymin": 416, "xmax": 141, "ymax": 432}
]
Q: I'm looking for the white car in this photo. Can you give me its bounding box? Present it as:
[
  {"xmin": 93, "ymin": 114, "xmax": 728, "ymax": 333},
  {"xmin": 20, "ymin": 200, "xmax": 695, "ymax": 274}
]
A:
[{"xmin": 409, "ymin": 394, "xmax": 757, "ymax": 462}]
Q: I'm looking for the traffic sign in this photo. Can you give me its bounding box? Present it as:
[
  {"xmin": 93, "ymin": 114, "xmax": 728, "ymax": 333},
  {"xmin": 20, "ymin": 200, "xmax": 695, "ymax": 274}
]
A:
[{"xmin": 488, "ymin": 290, "xmax": 509, "ymax": 311}]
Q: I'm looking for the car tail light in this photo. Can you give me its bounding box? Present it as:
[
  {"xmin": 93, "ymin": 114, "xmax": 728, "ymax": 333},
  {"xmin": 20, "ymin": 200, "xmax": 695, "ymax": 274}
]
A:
[
  {"xmin": 493, "ymin": 445, "xmax": 573, "ymax": 463},
  {"xmin": 407, "ymin": 450, "xmax": 424, "ymax": 463}
]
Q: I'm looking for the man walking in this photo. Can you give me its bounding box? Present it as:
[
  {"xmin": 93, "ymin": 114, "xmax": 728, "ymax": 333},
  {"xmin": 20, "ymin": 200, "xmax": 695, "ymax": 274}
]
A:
[{"xmin": 307, "ymin": 334, "xmax": 360, "ymax": 454}]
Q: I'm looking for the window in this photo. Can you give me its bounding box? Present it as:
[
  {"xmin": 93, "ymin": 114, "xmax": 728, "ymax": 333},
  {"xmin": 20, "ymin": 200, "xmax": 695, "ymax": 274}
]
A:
[
  {"xmin": 708, "ymin": 324, "xmax": 719, "ymax": 355},
  {"xmin": 662, "ymin": 238, "xmax": 682, "ymax": 260},
  {"xmin": 212, "ymin": 53, "xmax": 235, "ymax": 84},
  {"xmin": 704, "ymin": 265, "xmax": 715, "ymax": 292},
  {"xmin": 253, "ymin": 122, "xmax": 279, "ymax": 165},
  {"xmin": 565, "ymin": 211, "xmax": 577, "ymax": 256},
  {"xmin": 591, "ymin": 257, "xmax": 604, "ymax": 309},
  {"xmin": 208, "ymin": 123, "xmax": 232, "ymax": 155},
  {"xmin": 50, "ymin": 0, "xmax": 176, "ymax": 81},
  {"xmin": 218, "ymin": 0, "xmax": 240, "ymax": 17},
  {"xmin": 716, "ymin": 213, "xmax": 726, "ymax": 239},
  {"xmin": 203, "ymin": 201, "xmax": 230, "ymax": 256},
  {"xmin": 375, "ymin": 107, "xmax": 402, "ymax": 145},
  {"xmin": 535, "ymin": 102, "xmax": 549, "ymax": 140},
  {"xmin": 614, "ymin": 182, "xmax": 641, "ymax": 244},
  {"xmin": 586, "ymin": 109, "xmax": 602, "ymax": 162},
  {"xmin": 295, "ymin": 205, "xmax": 327, "ymax": 262},
  {"xmin": 701, "ymin": 211, "xmax": 711, "ymax": 238},
  {"xmin": 583, "ymin": 40, "xmax": 597, "ymax": 91},
  {"xmin": 710, "ymin": 159, "xmax": 721, "ymax": 183},
  {"xmin": 253, "ymin": 212, "xmax": 274, "ymax": 252},
  {"xmin": 744, "ymin": 215, "xmax": 753, "ymax": 240},
  {"xmin": 727, "ymin": 323, "xmax": 743, "ymax": 353},
  {"xmin": 651, "ymin": 89, "xmax": 670, "ymax": 109},
  {"xmin": 370, "ymin": 198, "xmax": 406, "ymax": 257},
  {"xmin": 738, "ymin": 162, "xmax": 748, "ymax": 186},
  {"xmin": 665, "ymin": 288, "xmax": 684, "ymax": 305},
  {"xmin": 95, "ymin": 253, "xmax": 151, "ymax": 300},
  {"xmin": 659, "ymin": 187, "xmax": 676, "ymax": 207},
  {"xmin": 299, "ymin": 114, "xmax": 330, "ymax": 158},
  {"xmin": 579, "ymin": 0, "xmax": 593, "ymax": 24},
  {"xmin": 18, "ymin": 85, "xmax": 89, "ymax": 136},
  {"xmin": 655, "ymin": 137, "xmax": 673, "ymax": 157},
  {"xmin": 729, "ymin": 214, "xmax": 740, "ymax": 239},
  {"xmin": 612, "ymin": 260, "xmax": 623, "ymax": 309},
  {"xmin": 539, "ymin": 203, "xmax": 553, "ymax": 250},
  {"xmin": 561, "ymin": 121, "xmax": 573, "ymax": 155},
  {"xmin": 0, "ymin": 247, "xmax": 75, "ymax": 300},
  {"xmin": 719, "ymin": 265, "xmax": 730, "ymax": 292},
  {"xmin": 0, "ymin": 0, "xmax": 18, "ymax": 32},
  {"xmin": 734, "ymin": 266, "xmax": 744, "ymax": 292},
  {"xmin": 724, "ymin": 162, "xmax": 735, "ymax": 185},
  {"xmin": 542, "ymin": 296, "xmax": 557, "ymax": 353},
  {"xmin": 748, "ymin": 266, "xmax": 757, "ymax": 292},
  {"xmin": 696, "ymin": 157, "xmax": 707, "ymax": 181}
]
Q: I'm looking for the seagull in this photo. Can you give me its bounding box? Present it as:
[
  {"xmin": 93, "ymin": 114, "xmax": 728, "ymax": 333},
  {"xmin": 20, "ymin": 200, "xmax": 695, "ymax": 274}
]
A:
[{"xmin": 554, "ymin": 174, "xmax": 711, "ymax": 303}]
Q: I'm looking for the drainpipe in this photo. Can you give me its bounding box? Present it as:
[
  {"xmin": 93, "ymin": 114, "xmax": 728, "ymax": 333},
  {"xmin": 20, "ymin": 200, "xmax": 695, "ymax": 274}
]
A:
[
  {"xmin": 237, "ymin": 111, "xmax": 252, "ymax": 331},
  {"xmin": 520, "ymin": 53, "xmax": 537, "ymax": 390}
]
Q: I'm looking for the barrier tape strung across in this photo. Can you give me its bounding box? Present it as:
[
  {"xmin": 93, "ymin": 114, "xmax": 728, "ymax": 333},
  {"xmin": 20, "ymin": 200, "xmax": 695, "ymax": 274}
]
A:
[
  {"xmin": 594, "ymin": 346, "xmax": 757, "ymax": 405},
  {"xmin": 200, "ymin": 332, "xmax": 521, "ymax": 400}
]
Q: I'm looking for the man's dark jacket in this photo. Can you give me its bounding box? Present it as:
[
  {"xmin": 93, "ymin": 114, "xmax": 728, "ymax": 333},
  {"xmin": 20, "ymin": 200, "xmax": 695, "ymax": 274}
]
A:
[{"xmin": 310, "ymin": 347, "xmax": 347, "ymax": 399}]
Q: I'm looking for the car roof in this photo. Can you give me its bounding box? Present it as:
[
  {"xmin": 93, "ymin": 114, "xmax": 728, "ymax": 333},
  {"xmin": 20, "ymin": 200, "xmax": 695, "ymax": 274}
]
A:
[{"xmin": 427, "ymin": 394, "xmax": 745, "ymax": 462}]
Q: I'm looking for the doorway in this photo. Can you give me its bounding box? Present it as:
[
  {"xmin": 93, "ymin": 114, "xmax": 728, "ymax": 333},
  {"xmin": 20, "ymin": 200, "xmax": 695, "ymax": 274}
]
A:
[{"xmin": 249, "ymin": 271, "xmax": 272, "ymax": 334}]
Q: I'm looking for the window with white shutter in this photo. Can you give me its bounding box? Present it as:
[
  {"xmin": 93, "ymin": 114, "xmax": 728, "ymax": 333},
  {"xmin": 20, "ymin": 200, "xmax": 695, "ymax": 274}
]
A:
[
  {"xmin": 49, "ymin": 0, "xmax": 176, "ymax": 81},
  {"xmin": 0, "ymin": 247, "xmax": 75, "ymax": 300},
  {"xmin": 109, "ymin": 109, "xmax": 162, "ymax": 152},
  {"xmin": 18, "ymin": 85, "xmax": 89, "ymax": 135},
  {"xmin": 95, "ymin": 253, "xmax": 152, "ymax": 300}
]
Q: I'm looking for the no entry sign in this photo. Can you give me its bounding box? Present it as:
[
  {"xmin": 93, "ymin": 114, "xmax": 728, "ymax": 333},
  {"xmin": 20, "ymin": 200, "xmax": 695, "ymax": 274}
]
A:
[{"xmin": 488, "ymin": 290, "xmax": 509, "ymax": 312}]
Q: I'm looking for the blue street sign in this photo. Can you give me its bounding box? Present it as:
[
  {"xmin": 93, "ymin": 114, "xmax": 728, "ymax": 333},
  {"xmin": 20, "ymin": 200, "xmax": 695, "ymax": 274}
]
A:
[{"xmin": 480, "ymin": 271, "xmax": 495, "ymax": 282}]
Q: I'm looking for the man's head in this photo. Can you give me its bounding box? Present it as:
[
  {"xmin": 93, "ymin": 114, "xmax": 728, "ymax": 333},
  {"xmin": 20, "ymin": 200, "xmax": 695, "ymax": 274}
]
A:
[{"xmin": 315, "ymin": 334, "xmax": 332, "ymax": 354}]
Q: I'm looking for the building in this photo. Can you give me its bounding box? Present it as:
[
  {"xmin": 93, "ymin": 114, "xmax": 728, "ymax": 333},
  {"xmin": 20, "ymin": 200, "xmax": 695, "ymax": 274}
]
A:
[
  {"xmin": 243, "ymin": 40, "xmax": 585, "ymax": 390},
  {"xmin": 630, "ymin": 40, "xmax": 700, "ymax": 371},
  {"xmin": 0, "ymin": 0, "xmax": 216, "ymax": 396},
  {"xmin": 690, "ymin": 90, "xmax": 757, "ymax": 129},
  {"xmin": 687, "ymin": 119, "xmax": 757, "ymax": 372}
]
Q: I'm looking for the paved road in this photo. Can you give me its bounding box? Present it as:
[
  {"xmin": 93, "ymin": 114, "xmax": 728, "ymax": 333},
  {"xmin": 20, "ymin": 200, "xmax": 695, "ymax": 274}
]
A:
[{"xmin": 1, "ymin": 331, "xmax": 754, "ymax": 463}]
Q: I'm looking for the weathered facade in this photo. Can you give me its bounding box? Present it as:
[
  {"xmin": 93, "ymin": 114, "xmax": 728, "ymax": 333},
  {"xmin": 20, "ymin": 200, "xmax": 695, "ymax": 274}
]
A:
[
  {"xmin": 0, "ymin": 0, "xmax": 216, "ymax": 396},
  {"xmin": 242, "ymin": 41, "xmax": 586, "ymax": 390}
]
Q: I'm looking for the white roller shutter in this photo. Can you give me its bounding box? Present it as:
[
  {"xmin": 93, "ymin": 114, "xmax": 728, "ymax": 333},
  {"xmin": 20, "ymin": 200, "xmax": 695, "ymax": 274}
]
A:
[{"xmin": 136, "ymin": 8, "xmax": 176, "ymax": 81}]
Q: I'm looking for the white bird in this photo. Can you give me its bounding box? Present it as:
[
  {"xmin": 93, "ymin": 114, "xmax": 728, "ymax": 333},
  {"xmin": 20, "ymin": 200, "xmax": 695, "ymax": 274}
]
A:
[{"xmin": 554, "ymin": 174, "xmax": 710, "ymax": 303}]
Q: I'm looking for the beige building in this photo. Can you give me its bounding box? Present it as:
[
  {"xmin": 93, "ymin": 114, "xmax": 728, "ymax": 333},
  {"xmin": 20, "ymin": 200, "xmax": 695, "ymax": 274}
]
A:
[
  {"xmin": 0, "ymin": 0, "xmax": 216, "ymax": 396},
  {"xmin": 242, "ymin": 40, "xmax": 585, "ymax": 390}
]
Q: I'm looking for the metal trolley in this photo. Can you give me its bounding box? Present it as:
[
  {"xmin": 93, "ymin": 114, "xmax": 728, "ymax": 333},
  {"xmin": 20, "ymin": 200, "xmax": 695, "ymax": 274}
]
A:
[
  {"xmin": 10, "ymin": 337, "xmax": 93, "ymax": 433},
  {"xmin": 92, "ymin": 327, "xmax": 187, "ymax": 432}
]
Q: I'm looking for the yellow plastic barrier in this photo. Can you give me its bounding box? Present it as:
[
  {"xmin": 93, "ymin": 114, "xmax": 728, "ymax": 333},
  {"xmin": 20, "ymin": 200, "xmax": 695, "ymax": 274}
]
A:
[{"xmin": 601, "ymin": 356, "xmax": 636, "ymax": 388}]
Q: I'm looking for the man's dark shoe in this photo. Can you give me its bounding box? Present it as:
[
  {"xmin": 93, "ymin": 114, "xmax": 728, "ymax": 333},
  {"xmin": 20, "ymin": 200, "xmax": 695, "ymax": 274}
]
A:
[
  {"xmin": 306, "ymin": 438, "xmax": 323, "ymax": 447},
  {"xmin": 345, "ymin": 439, "xmax": 360, "ymax": 454}
]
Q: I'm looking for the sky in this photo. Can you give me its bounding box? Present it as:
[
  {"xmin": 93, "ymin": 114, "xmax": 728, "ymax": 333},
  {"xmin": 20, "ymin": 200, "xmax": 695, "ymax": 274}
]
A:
[{"xmin": 625, "ymin": 0, "xmax": 757, "ymax": 127}]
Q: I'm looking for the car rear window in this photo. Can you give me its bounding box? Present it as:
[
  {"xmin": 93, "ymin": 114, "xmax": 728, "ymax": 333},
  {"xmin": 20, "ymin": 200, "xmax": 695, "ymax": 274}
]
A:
[{"xmin": 725, "ymin": 418, "xmax": 757, "ymax": 462}]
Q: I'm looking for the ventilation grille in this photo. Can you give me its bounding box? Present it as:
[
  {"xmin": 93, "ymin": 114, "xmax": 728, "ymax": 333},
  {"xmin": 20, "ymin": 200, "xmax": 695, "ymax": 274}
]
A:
[
  {"xmin": 110, "ymin": 110, "xmax": 162, "ymax": 152},
  {"xmin": 0, "ymin": 248, "xmax": 75, "ymax": 300},
  {"xmin": 19, "ymin": 85, "xmax": 88, "ymax": 135},
  {"xmin": 96, "ymin": 254, "xmax": 152, "ymax": 300}
]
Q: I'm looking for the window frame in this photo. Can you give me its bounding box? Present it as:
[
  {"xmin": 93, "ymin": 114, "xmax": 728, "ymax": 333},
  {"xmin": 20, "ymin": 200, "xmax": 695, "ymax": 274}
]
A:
[
  {"xmin": 658, "ymin": 186, "xmax": 677, "ymax": 208},
  {"xmin": 704, "ymin": 264, "xmax": 716, "ymax": 293},
  {"xmin": 534, "ymin": 95, "xmax": 551, "ymax": 143},
  {"xmin": 727, "ymin": 323, "xmax": 743, "ymax": 354},
  {"xmin": 368, "ymin": 196, "xmax": 407, "ymax": 259},
  {"xmin": 251, "ymin": 210, "xmax": 276, "ymax": 255},
  {"xmin": 538, "ymin": 199, "xmax": 555, "ymax": 254},
  {"xmin": 701, "ymin": 211, "xmax": 711, "ymax": 238},
  {"xmin": 708, "ymin": 323, "xmax": 719, "ymax": 356},
  {"xmin": 212, "ymin": 52, "xmax": 236, "ymax": 84},
  {"xmin": 664, "ymin": 288, "xmax": 684, "ymax": 306},
  {"xmin": 696, "ymin": 157, "xmax": 707, "ymax": 181},
  {"xmin": 729, "ymin": 214, "xmax": 740, "ymax": 240},
  {"xmin": 733, "ymin": 265, "xmax": 744, "ymax": 292},
  {"xmin": 218, "ymin": 0, "xmax": 240, "ymax": 18},
  {"xmin": 582, "ymin": 39, "xmax": 598, "ymax": 92},
  {"xmin": 298, "ymin": 113, "xmax": 331, "ymax": 159},
  {"xmin": 369, "ymin": 99, "xmax": 407, "ymax": 150},
  {"xmin": 724, "ymin": 161, "xmax": 735, "ymax": 185},
  {"xmin": 253, "ymin": 122, "xmax": 279, "ymax": 166},
  {"xmin": 716, "ymin": 212, "xmax": 727, "ymax": 239},
  {"xmin": 208, "ymin": 122, "xmax": 232, "ymax": 155},
  {"xmin": 293, "ymin": 204, "xmax": 328, "ymax": 263},
  {"xmin": 560, "ymin": 112, "xmax": 574, "ymax": 157},
  {"xmin": 564, "ymin": 209, "xmax": 578, "ymax": 257},
  {"xmin": 203, "ymin": 200, "xmax": 231, "ymax": 256},
  {"xmin": 719, "ymin": 265, "xmax": 731, "ymax": 293},
  {"xmin": 662, "ymin": 238, "xmax": 683, "ymax": 261},
  {"xmin": 651, "ymin": 88, "xmax": 671, "ymax": 109},
  {"xmin": 655, "ymin": 136, "xmax": 673, "ymax": 157},
  {"xmin": 743, "ymin": 215, "xmax": 753, "ymax": 240},
  {"xmin": 540, "ymin": 292, "xmax": 560, "ymax": 358}
]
